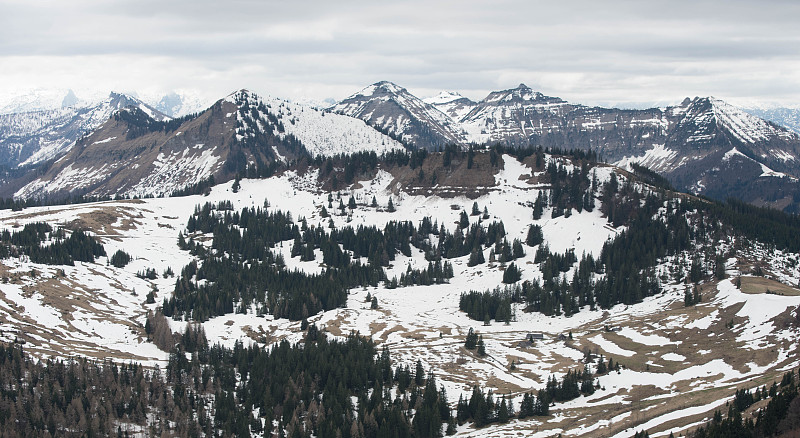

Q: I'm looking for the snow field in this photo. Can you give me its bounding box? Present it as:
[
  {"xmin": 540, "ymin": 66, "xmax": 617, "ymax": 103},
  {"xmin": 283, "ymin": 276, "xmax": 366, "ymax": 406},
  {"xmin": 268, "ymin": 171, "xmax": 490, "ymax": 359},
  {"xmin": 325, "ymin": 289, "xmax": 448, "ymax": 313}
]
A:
[{"xmin": 0, "ymin": 154, "xmax": 799, "ymax": 436}]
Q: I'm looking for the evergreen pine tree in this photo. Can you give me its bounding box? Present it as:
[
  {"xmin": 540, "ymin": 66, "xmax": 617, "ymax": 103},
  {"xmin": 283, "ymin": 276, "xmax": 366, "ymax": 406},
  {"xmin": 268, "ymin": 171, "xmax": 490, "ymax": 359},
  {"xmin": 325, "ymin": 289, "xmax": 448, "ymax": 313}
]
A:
[
  {"xmin": 525, "ymin": 224, "xmax": 544, "ymax": 247},
  {"xmin": 465, "ymin": 328, "xmax": 477, "ymax": 350},
  {"xmin": 415, "ymin": 359, "xmax": 426, "ymax": 386}
]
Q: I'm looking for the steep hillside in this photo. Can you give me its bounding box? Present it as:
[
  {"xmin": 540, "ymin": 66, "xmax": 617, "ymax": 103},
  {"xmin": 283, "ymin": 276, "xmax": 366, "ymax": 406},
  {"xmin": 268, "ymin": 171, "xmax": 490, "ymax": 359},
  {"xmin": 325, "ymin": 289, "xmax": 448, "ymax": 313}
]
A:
[
  {"xmin": 424, "ymin": 91, "xmax": 477, "ymax": 123},
  {"xmin": 5, "ymin": 90, "xmax": 403, "ymax": 200},
  {"xmin": 0, "ymin": 150, "xmax": 798, "ymax": 436}
]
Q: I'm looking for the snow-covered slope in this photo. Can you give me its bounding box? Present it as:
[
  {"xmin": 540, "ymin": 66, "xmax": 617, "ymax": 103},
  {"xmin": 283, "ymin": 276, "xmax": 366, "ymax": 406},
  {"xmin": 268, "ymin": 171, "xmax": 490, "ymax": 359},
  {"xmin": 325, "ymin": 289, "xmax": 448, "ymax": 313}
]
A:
[
  {"xmin": 229, "ymin": 90, "xmax": 404, "ymax": 157},
  {"xmin": 424, "ymin": 91, "xmax": 477, "ymax": 123},
  {"xmin": 0, "ymin": 88, "xmax": 85, "ymax": 115},
  {"xmin": 743, "ymin": 106, "xmax": 800, "ymax": 135}
]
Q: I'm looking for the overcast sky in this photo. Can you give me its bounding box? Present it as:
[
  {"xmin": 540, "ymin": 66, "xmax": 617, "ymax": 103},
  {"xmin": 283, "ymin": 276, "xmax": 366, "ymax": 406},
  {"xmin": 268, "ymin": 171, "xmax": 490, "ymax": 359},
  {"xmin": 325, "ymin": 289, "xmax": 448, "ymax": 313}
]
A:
[{"xmin": 1, "ymin": 0, "xmax": 799, "ymax": 108}]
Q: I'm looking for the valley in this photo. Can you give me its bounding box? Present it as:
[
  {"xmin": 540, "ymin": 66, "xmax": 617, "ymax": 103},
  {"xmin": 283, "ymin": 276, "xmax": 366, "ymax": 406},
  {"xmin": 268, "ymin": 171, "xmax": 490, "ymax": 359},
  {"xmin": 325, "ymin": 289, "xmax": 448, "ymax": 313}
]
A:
[{"xmin": 0, "ymin": 152, "xmax": 798, "ymax": 436}]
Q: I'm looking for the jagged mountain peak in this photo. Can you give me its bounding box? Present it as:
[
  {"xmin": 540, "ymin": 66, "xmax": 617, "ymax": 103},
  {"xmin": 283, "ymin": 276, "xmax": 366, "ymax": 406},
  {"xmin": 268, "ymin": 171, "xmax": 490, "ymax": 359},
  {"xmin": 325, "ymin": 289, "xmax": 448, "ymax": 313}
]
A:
[
  {"xmin": 331, "ymin": 81, "xmax": 464, "ymax": 149},
  {"xmin": 153, "ymin": 90, "xmax": 208, "ymax": 118},
  {"xmin": 345, "ymin": 81, "xmax": 412, "ymax": 101},
  {"xmin": 106, "ymin": 93, "xmax": 169, "ymax": 122},
  {"xmin": 61, "ymin": 89, "xmax": 79, "ymax": 108}
]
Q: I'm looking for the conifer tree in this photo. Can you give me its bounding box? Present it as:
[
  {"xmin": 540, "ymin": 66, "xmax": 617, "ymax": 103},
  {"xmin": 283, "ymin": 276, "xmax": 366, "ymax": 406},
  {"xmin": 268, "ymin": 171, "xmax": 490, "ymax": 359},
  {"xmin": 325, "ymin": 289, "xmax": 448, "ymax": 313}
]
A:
[
  {"xmin": 464, "ymin": 328, "xmax": 477, "ymax": 350},
  {"xmin": 477, "ymin": 335, "xmax": 486, "ymax": 357}
]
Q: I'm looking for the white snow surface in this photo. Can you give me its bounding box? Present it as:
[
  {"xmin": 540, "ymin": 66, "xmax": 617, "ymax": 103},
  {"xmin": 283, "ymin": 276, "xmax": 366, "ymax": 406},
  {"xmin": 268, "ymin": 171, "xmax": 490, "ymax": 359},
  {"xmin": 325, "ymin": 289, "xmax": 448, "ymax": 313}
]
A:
[
  {"xmin": 229, "ymin": 89, "xmax": 404, "ymax": 157},
  {"xmin": 616, "ymin": 143, "xmax": 679, "ymax": 173}
]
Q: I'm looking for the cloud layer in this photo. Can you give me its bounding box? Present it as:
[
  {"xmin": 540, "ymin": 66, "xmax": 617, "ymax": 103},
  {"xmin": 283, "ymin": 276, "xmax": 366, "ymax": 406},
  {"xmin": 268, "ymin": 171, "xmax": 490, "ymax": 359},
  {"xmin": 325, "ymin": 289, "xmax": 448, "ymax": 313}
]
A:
[{"xmin": 2, "ymin": 0, "xmax": 799, "ymax": 107}]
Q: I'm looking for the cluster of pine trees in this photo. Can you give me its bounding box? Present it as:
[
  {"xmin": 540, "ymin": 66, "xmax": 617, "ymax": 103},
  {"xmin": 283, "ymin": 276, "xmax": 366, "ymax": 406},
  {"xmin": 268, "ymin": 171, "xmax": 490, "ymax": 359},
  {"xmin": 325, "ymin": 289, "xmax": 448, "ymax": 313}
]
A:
[
  {"xmin": 455, "ymin": 387, "xmax": 517, "ymax": 427},
  {"xmin": 0, "ymin": 343, "xmax": 183, "ymax": 436},
  {"xmin": 469, "ymin": 173, "xmax": 731, "ymax": 317},
  {"xmin": 544, "ymin": 368, "xmax": 596, "ymax": 401},
  {"xmin": 459, "ymin": 288, "xmax": 517, "ymax": 324},
  {"xmin": 0, "ymin": 326, "xmax": 493, "ymax": 437},
  {"xmin": 0, "ymin": 222, "xmax": 105, "ymax": 265}
]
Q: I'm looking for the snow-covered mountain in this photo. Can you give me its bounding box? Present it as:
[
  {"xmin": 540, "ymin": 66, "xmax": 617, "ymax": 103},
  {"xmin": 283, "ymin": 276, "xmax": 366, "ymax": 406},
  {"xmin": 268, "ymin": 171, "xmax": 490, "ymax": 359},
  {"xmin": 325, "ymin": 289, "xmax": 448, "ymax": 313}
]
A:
[
  {"xmin": 0, "ymin": 92, "xmax": 167, "ymax": 169},
  {"xmin": 330, "ymin": 81, "xmax": 466, "ymax": 148},
  {"xmin": 337, "ymin": 82, "xmax": 800, "ymax": 211},
  {"xmin": 152, "ymin": 90, "xmax": 211, "ymax": 118},
  {"xmin": 4, "ymin": 81, "xmax": 800, "ymax": 211},
  {"xmin": 6, "ymin": 89, "xmax": 403, "ymax": 199},
  {"xmin": 0, "ymin": 88, "xmax": 83, "ymax": 115}
]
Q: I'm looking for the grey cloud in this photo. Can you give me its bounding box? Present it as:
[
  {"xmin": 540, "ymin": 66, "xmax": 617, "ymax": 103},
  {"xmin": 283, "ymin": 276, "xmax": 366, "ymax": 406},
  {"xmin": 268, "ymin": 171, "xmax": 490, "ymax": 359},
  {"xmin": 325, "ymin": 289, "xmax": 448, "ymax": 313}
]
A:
[{"xmin": 2, "ymin": 0, "xmax": 800, "ymax": 107}]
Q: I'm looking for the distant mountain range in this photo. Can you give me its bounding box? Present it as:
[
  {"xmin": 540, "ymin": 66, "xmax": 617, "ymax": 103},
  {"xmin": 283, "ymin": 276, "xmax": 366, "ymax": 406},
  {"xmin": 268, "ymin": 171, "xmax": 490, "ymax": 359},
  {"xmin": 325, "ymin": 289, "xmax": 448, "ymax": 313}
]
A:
[
  {"xmin": 0, "ymin": 93, "xmax": 167, "ymax": 169},
  {"xmin": 1, "ymin": 82, "xmax": 799, "ymax": 212},
  {"xmin": 741, "ymin": 107, "xmax": 800, "ymax": 135},
  {"xmin": 332, "ymin": 82, "xmax": 800, "ymax": 212}
]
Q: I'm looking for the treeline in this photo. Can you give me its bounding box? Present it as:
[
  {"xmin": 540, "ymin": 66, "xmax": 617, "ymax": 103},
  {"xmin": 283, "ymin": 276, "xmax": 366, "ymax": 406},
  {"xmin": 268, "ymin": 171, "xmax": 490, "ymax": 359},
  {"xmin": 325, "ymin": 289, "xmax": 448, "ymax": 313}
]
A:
[
  {"xmin": 0, "ymin": 343, "xmax": 178, "ymax": 437},
  {"xmin": 702, "ymin": 197, "xmax": 800, "ymax": 253},
  {"xmin": 154, "ymin": 327, "xmax": 466, "ymax": 438},
  {"xmin": 0, "ymin": 222, "xmax": 105, "ymax": 265},
  {"xmin": 313, "ymin": 144, "xmax": 598, "ymax": 191},
  {"xmin": 629, "ymin": 162, "xmax": 674, "ymax": 191},
  {"xmin": 0, "ymin": 325, "xmax": 606, "ymax": 437},
  {"xmin": 112, "ymin": 106, "xmax": 200, "ymax": 140},
  {"xmin": 0, "ymin": 193, "xmax": 114, "ymax": 212}
]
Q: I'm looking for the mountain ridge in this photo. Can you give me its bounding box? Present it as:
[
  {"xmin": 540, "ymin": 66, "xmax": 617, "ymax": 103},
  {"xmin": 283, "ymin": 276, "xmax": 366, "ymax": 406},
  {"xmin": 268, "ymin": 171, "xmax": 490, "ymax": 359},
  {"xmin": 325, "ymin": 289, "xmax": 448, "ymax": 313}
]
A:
[
  {"xmin": 3, "ymin": 81, "xmax": 800, "ymax": 212},
  {"xmin": 5, "ymin": 88, "xmax": 403, "ymax": 199},
  {"xmin": 335, "ymin": 81, "xmax": 800, "ymax": 212}
]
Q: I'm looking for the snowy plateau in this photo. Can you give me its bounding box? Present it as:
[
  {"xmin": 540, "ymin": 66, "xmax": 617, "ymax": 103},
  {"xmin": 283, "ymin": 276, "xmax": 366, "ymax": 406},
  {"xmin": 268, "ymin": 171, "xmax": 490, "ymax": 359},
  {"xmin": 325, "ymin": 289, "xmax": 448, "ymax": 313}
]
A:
[{"xmin": 0, "ymin": 152, "xmax": 799, "ymax": 437}]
